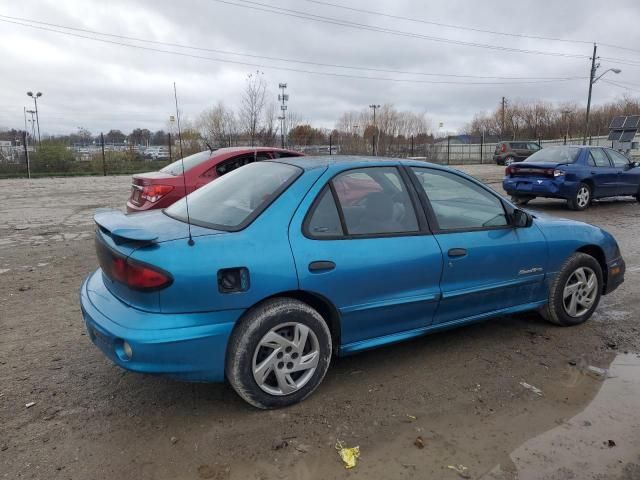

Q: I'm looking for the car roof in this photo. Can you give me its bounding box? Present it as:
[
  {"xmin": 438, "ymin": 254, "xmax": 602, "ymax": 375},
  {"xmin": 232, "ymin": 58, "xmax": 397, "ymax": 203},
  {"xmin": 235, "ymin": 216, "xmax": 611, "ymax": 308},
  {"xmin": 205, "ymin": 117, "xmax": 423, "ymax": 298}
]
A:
[
  {"xmin": 211, "ymin": 146, "xmax": 301, "ymax": 156},
  {"xmin": 271, "ymin": 155, "xmax": 450, "ymax": 171}
]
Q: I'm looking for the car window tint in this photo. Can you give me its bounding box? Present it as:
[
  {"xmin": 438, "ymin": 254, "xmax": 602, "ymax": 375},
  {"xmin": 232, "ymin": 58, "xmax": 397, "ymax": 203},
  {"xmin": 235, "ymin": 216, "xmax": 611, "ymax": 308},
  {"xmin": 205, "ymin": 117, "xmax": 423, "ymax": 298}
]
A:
[
  {"xmin": 271, "ymin": 151, "xmax": 302, "ymax": 159},
  {"xmin": 411, "ymin": 168, "xmax": 508, "ymax": 230},
  {"xmin": 527, "ymin": 143, "xmax": 540, "ymax": 150},
  {"xmin": 306, "ymin": 187, "xmax": 343, "ymax": 238},
  {"xmin": 332, "ymin": 167, "xmax": 419, "ymax": 235},
  {"xmin": 590, "ymin": 149, "xmax": 611, "ymax": 167},
  {"xmin": 160, "ymin": 151, "xmax": 212, "ymax": 176},
  {"xmin": 607, "ymin": 150, "xmax": 630, "ymax": 168}
]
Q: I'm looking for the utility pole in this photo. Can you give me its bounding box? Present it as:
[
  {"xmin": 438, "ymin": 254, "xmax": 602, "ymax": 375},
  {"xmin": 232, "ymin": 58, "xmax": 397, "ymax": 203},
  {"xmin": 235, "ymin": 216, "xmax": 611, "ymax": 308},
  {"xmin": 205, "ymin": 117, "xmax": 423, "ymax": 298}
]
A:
[
  {"xmin": 26, "ymin": 110, "xmax": 36, "ymax": 141},
  {"xmin": 583, "ymin": 44, "xmax": 598, "ymax": 145},
  {"xmin": 278, "ymin": 83, "xmax": 288, "ymax": 148},
  {"xmin": 27, "ymin": 91, "xmax": 42, "ymax": 146},
  {"xmin": 100, "ymin": 132, "xmax": 106, "ymax": 176},
  {"xmin": 22, "ymin": 131, "xmax": 31, "ymax": 179},
  {"xmin": 369, "ymin": 104, "xmax": 380, "ymax": 155},
  {"xmin": 501, "ymin": 96, "xmax": 506, "ymax": 140}
]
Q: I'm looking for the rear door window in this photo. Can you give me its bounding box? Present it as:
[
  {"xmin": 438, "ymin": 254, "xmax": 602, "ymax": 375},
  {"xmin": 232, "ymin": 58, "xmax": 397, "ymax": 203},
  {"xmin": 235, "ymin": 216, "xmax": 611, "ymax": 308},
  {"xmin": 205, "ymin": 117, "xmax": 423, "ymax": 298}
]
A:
[
  {"xmin": 332, "ymin": 167, "xmax": 419, "ymax": 236},
  {"xmin": 590, "ymin": 149, "xmax": 612, "ymax": 167}
]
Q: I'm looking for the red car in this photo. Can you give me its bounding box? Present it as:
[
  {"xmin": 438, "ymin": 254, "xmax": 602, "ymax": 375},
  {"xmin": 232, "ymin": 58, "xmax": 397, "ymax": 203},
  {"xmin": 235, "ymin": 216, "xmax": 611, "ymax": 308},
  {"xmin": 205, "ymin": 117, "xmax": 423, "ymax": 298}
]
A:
[{"xmin": 126, "ymin": 147, "xmax": 303, "ymax": 213}]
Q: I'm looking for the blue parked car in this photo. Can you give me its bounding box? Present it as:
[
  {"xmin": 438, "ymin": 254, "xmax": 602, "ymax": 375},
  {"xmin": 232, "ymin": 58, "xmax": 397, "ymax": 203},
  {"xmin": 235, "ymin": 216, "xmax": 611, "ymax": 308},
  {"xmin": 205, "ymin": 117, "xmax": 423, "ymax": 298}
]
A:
[
  {"xmin": 80, "ymin": 157, "xmax": 625, "ymax": 408},
  {"xmin": 503, "ymin": 145, "xmax": 640, "ymax": 210}
]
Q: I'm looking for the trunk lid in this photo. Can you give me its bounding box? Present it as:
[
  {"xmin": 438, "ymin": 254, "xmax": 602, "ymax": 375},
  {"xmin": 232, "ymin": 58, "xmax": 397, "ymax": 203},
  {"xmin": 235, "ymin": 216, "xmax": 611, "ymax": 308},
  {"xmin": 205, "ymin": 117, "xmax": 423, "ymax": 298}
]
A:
[
  {"xmin": 508, "ymin": 161, "xmax": 565, "ymax": 178},
  {"xmin": 129, "ymin": 172, "xmax": 184, "ymax": 207},
  {"xmin": 93, "ymin": 209, "xmax": 224, "ymax": 311}
]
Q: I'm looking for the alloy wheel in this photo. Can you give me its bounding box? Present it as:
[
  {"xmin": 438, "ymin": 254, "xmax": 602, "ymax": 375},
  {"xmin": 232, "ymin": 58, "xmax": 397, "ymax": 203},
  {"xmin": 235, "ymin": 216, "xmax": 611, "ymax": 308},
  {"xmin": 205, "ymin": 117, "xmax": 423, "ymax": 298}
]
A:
[
  {"xmin": 576, "ymin": 186, "xmax": 590, "ymax": 208},
  {"xmin": 562, "ymin": 266, "xmax": 598, "ymax": 317},
  {"xmin": 252, "ymin": 322, "xmax": 320, "ymax": 396}
]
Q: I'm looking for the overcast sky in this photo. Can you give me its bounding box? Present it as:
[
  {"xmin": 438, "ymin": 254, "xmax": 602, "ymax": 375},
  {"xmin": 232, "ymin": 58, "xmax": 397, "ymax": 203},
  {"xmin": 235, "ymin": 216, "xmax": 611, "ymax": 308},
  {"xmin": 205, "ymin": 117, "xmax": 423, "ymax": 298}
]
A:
[{"xmin": 1, "ymin": 0, "xmax": 639, "ymax": 136}]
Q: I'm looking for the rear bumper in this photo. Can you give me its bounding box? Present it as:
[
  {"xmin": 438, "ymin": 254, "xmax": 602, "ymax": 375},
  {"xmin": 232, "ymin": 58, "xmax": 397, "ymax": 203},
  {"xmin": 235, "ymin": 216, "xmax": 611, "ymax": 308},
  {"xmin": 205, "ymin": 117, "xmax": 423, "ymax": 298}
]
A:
[
  {"xmin": 503, "ymin": 177, "xmax": 578, "ymax": 199},
  {"xmin": 604, "ymin": 256, "xmax": 625, "ymax": 295},
  {"xmin": 80, "ymin": 270, "xmax": 243, "ymax": 382}
]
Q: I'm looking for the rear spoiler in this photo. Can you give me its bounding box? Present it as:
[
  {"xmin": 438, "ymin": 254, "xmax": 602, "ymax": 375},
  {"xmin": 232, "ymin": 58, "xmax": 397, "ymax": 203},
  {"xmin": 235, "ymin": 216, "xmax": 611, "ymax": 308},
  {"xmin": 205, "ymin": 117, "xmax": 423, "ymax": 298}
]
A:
[{"xmin": 94, "ymin": 208, "xmax": 158, "ymax": 243}]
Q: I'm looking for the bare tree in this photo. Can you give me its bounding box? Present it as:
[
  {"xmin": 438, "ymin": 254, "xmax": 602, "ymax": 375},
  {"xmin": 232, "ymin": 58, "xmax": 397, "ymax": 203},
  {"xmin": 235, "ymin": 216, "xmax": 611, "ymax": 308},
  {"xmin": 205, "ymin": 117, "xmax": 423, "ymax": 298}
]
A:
[
  {"xmin": 239, "ymin": 70, "xmax": 267, "ymax": 146},
  {"xmin": 199, "ymin": 101, "xmax": 237, "ymax": 147}
]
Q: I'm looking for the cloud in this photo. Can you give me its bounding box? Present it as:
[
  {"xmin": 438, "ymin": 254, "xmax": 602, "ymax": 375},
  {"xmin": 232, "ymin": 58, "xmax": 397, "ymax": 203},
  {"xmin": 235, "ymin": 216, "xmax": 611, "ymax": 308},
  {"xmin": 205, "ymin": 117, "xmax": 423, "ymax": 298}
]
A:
[{"xmin": 1, "ymin": 0, "xmax": 639, "ymax": 135}]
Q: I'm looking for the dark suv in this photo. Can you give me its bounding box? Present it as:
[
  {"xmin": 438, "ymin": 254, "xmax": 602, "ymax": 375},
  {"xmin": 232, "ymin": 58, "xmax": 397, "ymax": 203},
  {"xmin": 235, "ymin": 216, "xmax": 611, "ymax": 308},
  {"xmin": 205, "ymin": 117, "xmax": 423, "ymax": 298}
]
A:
[{"xmin": 493, "ymin": 141, "xmax": 542, "ymax": 165}]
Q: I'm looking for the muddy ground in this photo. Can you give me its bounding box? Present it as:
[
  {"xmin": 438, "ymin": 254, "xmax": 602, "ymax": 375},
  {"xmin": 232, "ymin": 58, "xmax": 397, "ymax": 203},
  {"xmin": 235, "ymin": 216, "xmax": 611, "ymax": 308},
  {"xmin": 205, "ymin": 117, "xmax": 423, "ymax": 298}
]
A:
[{"xmin": 1, "ymin": 164, "xmax": 639, "ymax": 480}]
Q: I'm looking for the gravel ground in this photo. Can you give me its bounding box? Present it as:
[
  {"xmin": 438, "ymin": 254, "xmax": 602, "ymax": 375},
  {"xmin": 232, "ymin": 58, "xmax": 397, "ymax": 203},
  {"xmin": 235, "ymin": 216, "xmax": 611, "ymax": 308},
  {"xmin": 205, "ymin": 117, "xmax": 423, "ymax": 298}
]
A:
[{"xmin": 1, "ymin": 164, "xmax": 639, "ymax": 480}]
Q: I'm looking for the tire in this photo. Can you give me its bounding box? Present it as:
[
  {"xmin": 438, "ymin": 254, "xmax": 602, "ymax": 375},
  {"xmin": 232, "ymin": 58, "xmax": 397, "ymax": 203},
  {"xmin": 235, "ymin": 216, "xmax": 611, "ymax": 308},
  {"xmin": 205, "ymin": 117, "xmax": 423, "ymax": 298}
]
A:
[
  {"xmin": 225, "ymin": 298, "xmax": 332, "ymax": 409},
  {"xmin": 539, "ymin": 253, "xmax": 602, "ymax": 326},
  {"xmin": 504, "ymin": 156, "xmax": 516, "ymax": 166},
  {"xmin": 511, "ymin": 195, "xmax": 534, "ymax": 206},
  {"xmin": 568, "ymin": 183, "xmax": 591, "ymax": 211}
]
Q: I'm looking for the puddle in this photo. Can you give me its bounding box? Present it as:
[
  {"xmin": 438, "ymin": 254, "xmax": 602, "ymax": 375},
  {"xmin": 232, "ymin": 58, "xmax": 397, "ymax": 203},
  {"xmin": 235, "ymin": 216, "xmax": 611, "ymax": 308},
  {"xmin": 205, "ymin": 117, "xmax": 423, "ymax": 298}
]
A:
[{"xmin": 488, "ymin": 353, "xmax": 640, "ymax": 479}]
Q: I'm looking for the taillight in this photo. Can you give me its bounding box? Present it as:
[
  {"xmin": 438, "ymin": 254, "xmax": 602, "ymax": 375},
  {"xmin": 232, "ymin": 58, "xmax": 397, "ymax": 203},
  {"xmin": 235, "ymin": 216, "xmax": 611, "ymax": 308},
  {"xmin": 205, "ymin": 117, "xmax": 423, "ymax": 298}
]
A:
[
  {"xmin": 505, "ymin": 165, "xmax": 514, "ymax": 176},
  {"xmin": 553, "ymin": 169, "xmax": 565, "ymax": 177},
  {"xmin": 501, "ymin": 143, "xmax": 507, "ymax": 153},
  {"xmin": 105, "ymin": 254, "xmax": 171, "ymax": 290},
  {"xmin": 141, "ymin": 184, "xmax": 174, "ymax": 203}
]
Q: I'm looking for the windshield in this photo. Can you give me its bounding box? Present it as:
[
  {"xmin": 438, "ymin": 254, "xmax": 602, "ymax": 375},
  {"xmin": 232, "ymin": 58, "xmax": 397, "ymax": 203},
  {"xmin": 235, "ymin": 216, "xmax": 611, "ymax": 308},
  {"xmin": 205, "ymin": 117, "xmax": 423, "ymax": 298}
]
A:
[
  {"xmin": 160, "ymin": 150, "xmax": 213, "ymax": 176},
  {"xmin": 164, "ymin": 162, "xmax": 301, "ymax": 230},
  {"xmin": 524, "ymin": 147, "xmax": 580, "ymax": 164}
]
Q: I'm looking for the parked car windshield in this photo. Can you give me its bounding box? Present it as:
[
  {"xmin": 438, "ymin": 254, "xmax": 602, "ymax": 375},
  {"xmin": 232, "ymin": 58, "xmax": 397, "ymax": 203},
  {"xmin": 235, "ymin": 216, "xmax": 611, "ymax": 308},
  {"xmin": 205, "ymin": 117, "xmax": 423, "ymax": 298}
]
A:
[
  {"xmin": 160, "ymin": 150, "xmax": 213, "ymax": 176},
  {"xmin": 524, "ymin": 146, "xmax": 580, "ymax": 164},
  {"xmin": 164, "ymin": 162, "xmax": 301, "ymax": 230}
]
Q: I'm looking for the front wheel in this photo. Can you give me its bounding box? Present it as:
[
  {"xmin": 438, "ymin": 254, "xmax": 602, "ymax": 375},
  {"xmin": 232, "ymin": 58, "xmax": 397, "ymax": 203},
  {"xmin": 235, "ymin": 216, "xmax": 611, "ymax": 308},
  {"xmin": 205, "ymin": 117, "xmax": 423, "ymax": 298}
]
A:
[
  {"xmin": 225, "ymin": 298, "xmax": 332, "ymax": 409},
  {"xmin": 568, "ymin": 183, "xmax": 591, "ymax": 210},
  {"xmin": 539, "ymin": 253, "xmax": 602, "ymax": 326}
]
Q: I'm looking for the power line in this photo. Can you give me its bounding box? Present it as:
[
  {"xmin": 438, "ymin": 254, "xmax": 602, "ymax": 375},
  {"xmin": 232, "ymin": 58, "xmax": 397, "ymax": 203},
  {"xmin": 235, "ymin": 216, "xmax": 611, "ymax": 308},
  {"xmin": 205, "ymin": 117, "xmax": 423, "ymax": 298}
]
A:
[
  {"xmin": 300, "ymin": 0, "xmax": 640, "ymax": 57},
  {"xmin": 601, "ymin": 79, "xmax": 640, "ymax": 94},
  {"xmin": 300, "ymin": 0, "xmax": 594, "ymax": 46},
  {"xmin": 211, "ymin": 0, "xmax": 590, "ymax": 60},
  {"xmin": 0, "ymin": 14, "xmax": 585, "ymax": 81},
  {"xmin": 0, "ymin": 17, "xmax": 587, "ymax": 86}
]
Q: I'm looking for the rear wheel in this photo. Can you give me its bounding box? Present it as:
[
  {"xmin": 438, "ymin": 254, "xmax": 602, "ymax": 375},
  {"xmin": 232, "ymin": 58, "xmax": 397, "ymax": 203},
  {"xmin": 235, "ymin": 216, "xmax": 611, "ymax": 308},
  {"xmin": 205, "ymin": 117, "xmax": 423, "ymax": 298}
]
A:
[
  {"xmin": 511, "ymin": 195, "xmax": 534, "ymax": 205},
  {"xmin": 225, "ymin": 298, "xmax": 332, "ymax": 409},
  {"xmin": 568, "ymin": 183, "xmax": 591, "ymax": 210},
  {"xmin": 539, "ymin": 253, "xmax": 602, "ymax": 326}
]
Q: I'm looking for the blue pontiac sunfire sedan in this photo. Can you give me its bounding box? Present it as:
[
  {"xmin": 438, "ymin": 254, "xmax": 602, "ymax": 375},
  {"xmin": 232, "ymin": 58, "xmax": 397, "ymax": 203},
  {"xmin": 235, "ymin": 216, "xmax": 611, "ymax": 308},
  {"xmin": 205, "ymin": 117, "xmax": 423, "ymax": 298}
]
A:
[
  {"xmin": 503, "ymin": 145, "xmax": 640, "ymax": 210},
  {"xmin": 81, "ymin": 156, "xmax": 625, "ymax": 408}
]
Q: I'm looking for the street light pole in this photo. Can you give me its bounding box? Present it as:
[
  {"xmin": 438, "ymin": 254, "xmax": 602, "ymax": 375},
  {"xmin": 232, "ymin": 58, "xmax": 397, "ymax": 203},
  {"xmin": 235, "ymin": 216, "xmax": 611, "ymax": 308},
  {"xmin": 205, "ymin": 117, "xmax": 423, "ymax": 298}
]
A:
[
  {"xmin": 369, "ymin": 104, "xmax": 380, "ymax": 156},
  {"xmin": 583, "ymin": 44, "xmax": 622, "ymax": 145},
  {"xmin": 27, "ymin": 91, "xmax": 42, "ymax": 146}
]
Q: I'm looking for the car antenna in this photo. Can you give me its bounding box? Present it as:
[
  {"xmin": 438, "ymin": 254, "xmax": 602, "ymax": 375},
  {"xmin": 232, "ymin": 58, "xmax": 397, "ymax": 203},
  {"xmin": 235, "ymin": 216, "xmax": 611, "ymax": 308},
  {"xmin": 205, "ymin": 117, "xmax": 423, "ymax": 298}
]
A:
[
  {"xmin": 206, "ymin": 142, "xmax": 214, "ymax": 153},
  {"xmin": 174, "ymin": 82, "xmax": 194, "ymax": 246}
]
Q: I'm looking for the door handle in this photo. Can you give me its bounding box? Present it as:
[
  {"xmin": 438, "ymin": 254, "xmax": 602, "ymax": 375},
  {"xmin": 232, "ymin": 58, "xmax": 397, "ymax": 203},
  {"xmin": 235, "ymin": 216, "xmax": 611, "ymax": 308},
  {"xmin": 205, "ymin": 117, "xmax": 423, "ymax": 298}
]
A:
[
  {"xmin": 448, "ymin": 248, "xmax": 467, "ymax": 258},
  {"xmin": 308, "ymin": 261, "xmax": 336, "ymax": 272}
]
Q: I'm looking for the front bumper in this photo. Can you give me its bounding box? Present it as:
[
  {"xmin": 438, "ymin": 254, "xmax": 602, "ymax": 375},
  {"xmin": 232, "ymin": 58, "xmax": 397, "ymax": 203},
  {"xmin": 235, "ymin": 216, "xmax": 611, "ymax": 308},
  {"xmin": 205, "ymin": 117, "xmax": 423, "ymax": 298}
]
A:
[
  {"xmin": 80, "ymin": 270, "xmax": 243, "ymax": 382},
  {"xmin": 503, "ymin": 177, "xmax": 578, "ymax": 199},
  {"xmin": 604, "ymin": 256, "xmax": 625, "ymax": 295}
]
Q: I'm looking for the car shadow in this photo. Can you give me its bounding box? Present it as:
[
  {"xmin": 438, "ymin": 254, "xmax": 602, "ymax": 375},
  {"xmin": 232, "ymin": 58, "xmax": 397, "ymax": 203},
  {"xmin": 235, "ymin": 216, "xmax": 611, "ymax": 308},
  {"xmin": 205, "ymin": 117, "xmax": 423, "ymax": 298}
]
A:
[{"xmin": 93, "ymin": 311, "xmax": 554, "ymax": 415}]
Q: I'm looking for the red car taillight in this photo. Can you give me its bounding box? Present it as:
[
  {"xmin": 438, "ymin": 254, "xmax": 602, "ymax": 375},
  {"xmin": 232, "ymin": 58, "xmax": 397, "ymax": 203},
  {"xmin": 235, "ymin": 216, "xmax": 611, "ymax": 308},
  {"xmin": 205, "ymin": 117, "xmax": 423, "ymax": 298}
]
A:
[
  {"xmin": 108, "ymin": 256, "xmax": 172, "ymax": 291},
  {"xmin": 501, "ymin": 143, "xmax": 507, "ymax": 153},
  {"xmin": 141, "ymin": 184, "xmax": 174, "ymax": 203},
  {"xmin": 505, "ymin": 165, "xmax": 514, "ymax": 176}
]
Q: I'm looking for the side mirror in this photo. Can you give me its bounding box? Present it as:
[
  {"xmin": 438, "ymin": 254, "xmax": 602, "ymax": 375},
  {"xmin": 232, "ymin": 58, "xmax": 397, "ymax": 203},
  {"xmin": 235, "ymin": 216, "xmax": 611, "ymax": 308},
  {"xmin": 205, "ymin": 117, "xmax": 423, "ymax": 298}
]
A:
[
  {"xmin": 512, "ymin": 209, "xmax": 532, "ymax": 228},
  {"xmin": 630, "ymin": 161, "xmax": 639, "ymax": 169}
]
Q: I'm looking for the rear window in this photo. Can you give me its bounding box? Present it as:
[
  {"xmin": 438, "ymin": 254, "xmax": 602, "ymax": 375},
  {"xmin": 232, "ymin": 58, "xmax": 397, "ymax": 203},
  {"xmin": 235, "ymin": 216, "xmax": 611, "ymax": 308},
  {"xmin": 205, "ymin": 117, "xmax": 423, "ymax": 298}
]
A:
[
  {"xmin": 160, "ymin": 151, "xmax": 212, "ymax": 176},
  {"xmin": 164, "ymin": 162, "xmax": 301, "ymax": 231},
  {"xmin": 524, "ymin": 147, "xmax": 580, "ymax": 164}
]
